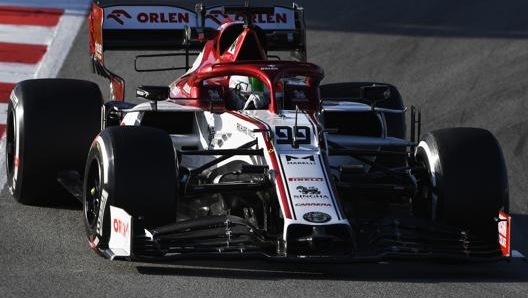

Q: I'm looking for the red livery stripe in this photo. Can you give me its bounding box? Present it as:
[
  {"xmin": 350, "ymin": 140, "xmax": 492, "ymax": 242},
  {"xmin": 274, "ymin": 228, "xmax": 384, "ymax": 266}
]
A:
[
  {"xmin": 0, "ymin": 6, "xmax": 63, "ymax": 27},
  {"xmin": 0, "ymin": 83, "xmax": 15, "ymax": 103},
  {"xmin": 0, "ymin": 42, "xmax": 47, "ymax": 64},
  {"xmin": 227, "ymin": 111, "xmax": 293, "ymax": 219}
]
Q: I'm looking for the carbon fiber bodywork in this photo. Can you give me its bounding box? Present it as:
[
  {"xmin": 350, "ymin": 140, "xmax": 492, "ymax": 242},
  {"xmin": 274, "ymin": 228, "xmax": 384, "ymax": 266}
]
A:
[{"xmin": 128, "ymin": 215, "xmax": 504, "ymax": 262}]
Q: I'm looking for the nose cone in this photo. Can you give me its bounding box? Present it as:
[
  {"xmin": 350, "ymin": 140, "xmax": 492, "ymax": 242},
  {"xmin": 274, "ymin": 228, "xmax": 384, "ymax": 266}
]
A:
[
  {"xmin": 309, "ymin": 226, "xmax": 336, "ymax": 251},
  {"xmin": 286, "ymin": 224, "xmax": 355, "ymax": 255}
]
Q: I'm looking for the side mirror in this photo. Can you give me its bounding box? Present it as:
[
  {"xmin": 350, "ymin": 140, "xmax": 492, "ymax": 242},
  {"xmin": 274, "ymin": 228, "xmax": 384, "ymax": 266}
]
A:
[
  {"xmin": 136, "ymin": 85, "xmax": 169, "ymax": 101},
  {"xmin": 186, "ymin": 26, "xmax": 218, "ymax": 43},
  {"xmin": 360, "ymin": 85, "xmax": 390, "ymax": 107}
]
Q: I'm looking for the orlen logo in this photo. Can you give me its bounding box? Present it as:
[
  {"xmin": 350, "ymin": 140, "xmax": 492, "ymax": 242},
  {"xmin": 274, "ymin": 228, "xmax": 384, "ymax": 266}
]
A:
[
  {"xmin": 113, "ymin": 218, "xmax": 129, "ymax": 238},
  {"xmin": 206, "ymin": 9, "xmax": 288, "ymax": 26},
  {"xmin": 107, "ymin": 9, "xmax": 190, "ymax": 25},
  {"xmin": 136, "ymin": 12, "xmax": 190, "ymax": 23},
  {"xmin": 107, "ymin": 9, "xmax": 132, "ymax": 25}
]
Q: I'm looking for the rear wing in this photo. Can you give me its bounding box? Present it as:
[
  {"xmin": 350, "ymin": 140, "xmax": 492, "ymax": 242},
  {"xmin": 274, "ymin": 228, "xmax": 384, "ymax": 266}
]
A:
[
  {"xmin": 90, "ymin": 2, "xmax": 305, "ymax": 51},
  {"xmin": 89, "ymin": 1, "xmax": 306, "ymax": 100}
]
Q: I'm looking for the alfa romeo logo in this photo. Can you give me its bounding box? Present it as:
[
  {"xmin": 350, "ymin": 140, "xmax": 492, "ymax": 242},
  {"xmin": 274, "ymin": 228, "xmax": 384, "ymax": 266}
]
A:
[{"xmin": 303, "ymin": 212, "xmax": 331, "ymax": 223}]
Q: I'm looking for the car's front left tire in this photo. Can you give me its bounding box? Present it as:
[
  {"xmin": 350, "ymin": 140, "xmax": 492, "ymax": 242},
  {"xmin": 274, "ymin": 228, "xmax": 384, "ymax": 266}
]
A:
[{"xmin": 414, "ymin": 127, "xmax": 508, "ymax": 238}]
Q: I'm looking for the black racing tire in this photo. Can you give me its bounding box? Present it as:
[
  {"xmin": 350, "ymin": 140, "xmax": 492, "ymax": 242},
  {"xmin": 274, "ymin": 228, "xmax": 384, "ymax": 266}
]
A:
[
  {"xmin": 414, "ymin": 128, "xmax": 508, "ymax": 236},
  {"xmin": 83, "ymin": 126, "xmax": 178, "ymax": 254},
  {"xmin": 6, "ymin": 79, "xmax": 102, "ymax": 205},
  {"xmin": 319, "ymin": 82, "xmax": 406, "ymax": 139}
]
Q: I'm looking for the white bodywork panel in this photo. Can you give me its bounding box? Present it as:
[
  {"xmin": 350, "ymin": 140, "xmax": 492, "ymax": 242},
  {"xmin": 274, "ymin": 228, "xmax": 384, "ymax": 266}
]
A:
[
  {"xmin": 119, "ymin": 101, "xmax": 399, "ymax": 239},
  {"xmin": 107, "ymin": 206, "xmax": 132, "ymax": 259}
]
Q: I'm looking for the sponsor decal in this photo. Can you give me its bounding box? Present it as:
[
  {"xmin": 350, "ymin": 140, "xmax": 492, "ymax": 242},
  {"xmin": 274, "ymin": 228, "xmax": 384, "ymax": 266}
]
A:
[
  {"xmin": 295, "ymin": 203, "xmax": 332, "ymax": 207},
  {"xmin": 107, "ymin": 9, "xmax": 131, "ymax": 25},
  {"xmin": 275, "ymin": 126, "xmax": 310, "ymax": 145},
  {"xmin": 296, "ymin": 185, "xmax": 320, "ymax": 195},
  {"xmin": 285, "ymin": 155, "xmax": 316, "ymax": 165},
  {"xmin": 303, "ymin": 211, "xmax": 331, "ymax": 223},
  {"xmin": 205, "ymin": 6, "xmax": 295, "ymax": 30},
  {"xmin": 107, "ymin": 9, "xmax": 189, "ymax": 25},
  {"xmin": 103, "ymin": 6, "xmax": 194, "ymax": 30},
  {"xmin": 261, "ymin": 64, "xmax": 279, "ymax": 71},
  {"xmin": 108, "ymin": 206, "xmax": 132, "ymax": 257},
  {"xmin": 206, "ymin": 9, "xmax": 288, "ymax": 26},
  {"xmin": 293, "ymin": 185, "xmax": 329, "ymax": 199},
  {"xmin": 288, "ymin": 177, "xmax": 324, "ymax": 182},
  {"xmin": 236, "ymin": 123, "xmax": 255, "ymax": 137},
  {"xmin": 113, "ymin": 218, "xmax": 129, "ymax": 238},
  {"xmin": 103, "ymin": 6, "xmax": 295, "ymax": 30},
  {"xmin": 136, "ymin": 12, "xmax": 189, "ymax": 23}
]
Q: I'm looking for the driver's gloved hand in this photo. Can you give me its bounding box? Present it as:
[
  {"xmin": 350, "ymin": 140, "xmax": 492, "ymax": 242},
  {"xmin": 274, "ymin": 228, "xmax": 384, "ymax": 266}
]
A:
[{"xmin": 244, "ymin": 93, "xmax": 269, "ymax": 110}]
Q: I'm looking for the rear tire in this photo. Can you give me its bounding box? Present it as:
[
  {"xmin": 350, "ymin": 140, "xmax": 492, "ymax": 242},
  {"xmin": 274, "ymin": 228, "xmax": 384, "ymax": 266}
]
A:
[
  {"xmin": 83, "ymin": 126, "xmax": 178, "ymax": 254},
  {"xmin": 6, "ymin": 79, "xmax": 102, "ymax": 205},
  {"xmin": 414, "ymin": 128, "xmax": 508, "ymax": 236}
]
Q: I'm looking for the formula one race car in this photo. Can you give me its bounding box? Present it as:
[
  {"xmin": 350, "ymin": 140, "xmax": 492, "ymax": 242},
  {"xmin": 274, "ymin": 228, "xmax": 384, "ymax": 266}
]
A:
[{"xmin": 6, "ymin": 1, "xmax": 512, "ymax": 262}]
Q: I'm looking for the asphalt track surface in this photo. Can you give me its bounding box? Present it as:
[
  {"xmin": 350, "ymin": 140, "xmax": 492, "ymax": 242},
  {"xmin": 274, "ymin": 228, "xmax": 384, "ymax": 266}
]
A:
[{"xmin": 2, "ymin": 0, "xmax": 528, "ymax": 297}]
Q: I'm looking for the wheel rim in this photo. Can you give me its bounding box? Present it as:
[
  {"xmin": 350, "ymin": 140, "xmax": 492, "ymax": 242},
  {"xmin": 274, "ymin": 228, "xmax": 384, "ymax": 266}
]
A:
[
  {"xmin": 413, "ymin": 152, "xmax": 435, "ymax": 220},
  {"xmin": 84, "ymin": 161, "xmax": 101, "ymax": 230}
]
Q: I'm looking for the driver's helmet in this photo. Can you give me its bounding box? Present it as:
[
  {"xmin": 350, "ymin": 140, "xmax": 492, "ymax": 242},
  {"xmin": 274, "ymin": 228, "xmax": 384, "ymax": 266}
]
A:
[
  {"xmin": 229, "ymin": 76, "xmax": 264, "ymax": 92},
  {"xmin": 228, "ymin": 76, "xmax": 269, "ymax": 109}
]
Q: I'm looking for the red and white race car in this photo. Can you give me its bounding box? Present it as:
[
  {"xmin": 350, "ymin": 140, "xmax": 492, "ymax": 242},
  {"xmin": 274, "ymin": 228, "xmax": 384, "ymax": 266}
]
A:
[{"xmin": 6, "ymin": 1, "xmax": 512, "ymax": 261}]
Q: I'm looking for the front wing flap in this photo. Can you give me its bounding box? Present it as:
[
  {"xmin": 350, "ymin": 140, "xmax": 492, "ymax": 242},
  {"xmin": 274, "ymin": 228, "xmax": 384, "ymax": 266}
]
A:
[{"xmin": 104, "ymin": 210, "xmax": 511, "ymax": 262}]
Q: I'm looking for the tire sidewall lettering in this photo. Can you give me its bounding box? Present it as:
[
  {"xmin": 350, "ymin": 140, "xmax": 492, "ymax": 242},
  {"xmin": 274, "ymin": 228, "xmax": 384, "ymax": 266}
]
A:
[
  {"xmin": 416, "ymin": 139, "xmax": 439, "ymax": 221},
  {"xmin": 8, "ymin": 96, "xmax": 23, "ymax": 195},
  {"xmin": 97, "ymin": 189, "xmax": 109, "ymax": 236},
  {"xmin": 93, "ymin": 136, "xmax": 112, "ymax": 238}
]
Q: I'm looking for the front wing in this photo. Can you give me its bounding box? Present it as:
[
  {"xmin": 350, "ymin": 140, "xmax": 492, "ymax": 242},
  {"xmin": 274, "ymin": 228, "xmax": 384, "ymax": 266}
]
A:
[{"xmin": 103, "ymin": 206, "xmax": 511, "ymax": 263}]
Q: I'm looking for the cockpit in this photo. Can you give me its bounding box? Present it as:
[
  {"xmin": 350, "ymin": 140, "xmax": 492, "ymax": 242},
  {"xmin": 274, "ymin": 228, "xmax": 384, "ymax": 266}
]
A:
[
  {"xmin": 196, "ymin": 73, "xmax": 319, "ymax": 112},
  {"xmin": 190, "ymin": 61, "xmax": 324, "ymax": 113}
]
